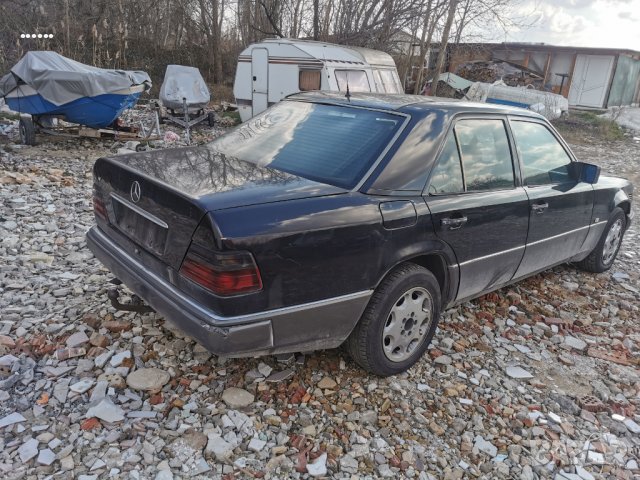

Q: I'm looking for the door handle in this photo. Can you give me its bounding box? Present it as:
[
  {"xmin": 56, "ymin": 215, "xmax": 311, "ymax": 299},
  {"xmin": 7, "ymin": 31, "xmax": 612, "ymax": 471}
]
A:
[
  {"xmin": 441, "ymin": 216, "xmax": 468, "ymax": 230},
  {"xmin": 532, "ymin": 202, "xmax": 549, "ymax": 214}
]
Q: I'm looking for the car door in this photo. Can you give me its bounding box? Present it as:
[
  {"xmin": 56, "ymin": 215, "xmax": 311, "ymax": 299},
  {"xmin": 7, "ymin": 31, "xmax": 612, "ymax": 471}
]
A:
[
  {"xmin": 509, "ymin": 119, "xmax": 594, "ymax": 279},
  {"xmin": 425, "ymin": 117, "xmax": 530, "ymax": 301}
]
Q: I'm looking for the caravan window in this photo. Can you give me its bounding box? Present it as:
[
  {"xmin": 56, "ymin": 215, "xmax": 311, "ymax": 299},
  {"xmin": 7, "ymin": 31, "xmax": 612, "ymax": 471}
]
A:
[
  {"xmin": 335, "ymin": 70, "xmax": 370, "ymax": 92},
  {"xmin": 379, "ymin": 70, "xmax": 402, "ymax": 93},
  {"xmin": 299, "ymin": 70, "xmax": 321, "ymax": 91}
]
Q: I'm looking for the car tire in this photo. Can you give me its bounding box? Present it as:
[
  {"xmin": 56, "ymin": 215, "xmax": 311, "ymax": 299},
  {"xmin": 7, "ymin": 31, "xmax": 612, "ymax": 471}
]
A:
[
  {"xmin": 347, "ymin": 263, "xmax": 441, "ymax": 376},
  {"xmin": 19, "ymin": 117, "xmax": 36, "ymax": 146},
  {"xmin": 576, "ymin": 208, "xmax": 626, "ymax": 273}
]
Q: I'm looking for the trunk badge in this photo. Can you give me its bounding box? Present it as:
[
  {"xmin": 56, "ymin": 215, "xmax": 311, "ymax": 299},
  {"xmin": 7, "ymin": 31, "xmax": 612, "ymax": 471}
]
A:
[{"xmin": 130, "ymin": 181, "xmax": 141, "ymax": 203}]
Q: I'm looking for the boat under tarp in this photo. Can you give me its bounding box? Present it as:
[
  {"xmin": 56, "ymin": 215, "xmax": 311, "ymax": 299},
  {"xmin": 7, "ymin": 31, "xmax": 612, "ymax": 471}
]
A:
[
  {"xmin": 160, "ymin": 65, "xmax": 210, "ymax": 111},
  {"xmin": 0, "ymin": 51, "xmax": 151, "ymax": 128}
]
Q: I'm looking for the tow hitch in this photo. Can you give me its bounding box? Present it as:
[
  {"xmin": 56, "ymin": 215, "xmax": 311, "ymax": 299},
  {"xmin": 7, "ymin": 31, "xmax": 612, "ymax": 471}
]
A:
[{"xmin": 107, "ymin": 287, "xmax": 154, "ymax": 314}]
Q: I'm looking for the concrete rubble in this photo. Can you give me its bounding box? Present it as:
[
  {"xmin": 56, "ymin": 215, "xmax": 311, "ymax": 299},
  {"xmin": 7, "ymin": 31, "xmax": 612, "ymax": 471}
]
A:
[{"xmin": 0, "ymin": 116, "xmax": 639, "ymax": 479}]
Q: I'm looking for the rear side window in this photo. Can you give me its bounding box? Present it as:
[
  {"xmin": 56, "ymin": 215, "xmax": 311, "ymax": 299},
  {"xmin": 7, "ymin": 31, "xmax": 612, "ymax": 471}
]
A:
[
  {"xmin": 299, "ymin": 70, "xmax": 321, "ymax": 91},
  {"xmin": 335, "ymin": 70, "xmax": 370, "ymax": 92},
  {"xmin": 511, "ymin": 121, "xmax": 573, "ymax": 185},
  {"xmin": 456, "ymin": 119, "xmax": 514, "ymax": 191},
  {"xmin": 428, "ymin": 133, "xmax": 464, "ymax": 194}
]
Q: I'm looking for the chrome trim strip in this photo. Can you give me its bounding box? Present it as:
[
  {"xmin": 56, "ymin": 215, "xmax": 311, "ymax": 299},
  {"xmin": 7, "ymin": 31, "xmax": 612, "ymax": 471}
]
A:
[
  {"xmin": 92, "ymin": 227, "xmax": 372, "ymax": 326},
  {"xmin": 458, "ymin": 244, "xmax": 525, "ymax": 267},
  {"xmin": 527, "ymin": 223, "xmax": 597, "ymax": 247},
  {"xmin": 110, "ymin": 193, "xmax": 169, "ymax": 229}
]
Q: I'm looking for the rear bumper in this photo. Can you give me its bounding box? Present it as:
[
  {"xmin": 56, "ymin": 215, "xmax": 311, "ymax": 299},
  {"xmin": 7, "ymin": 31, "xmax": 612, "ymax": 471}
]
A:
[{"xmin": 86, "ymin": 226, "xmax": 371, "ymax": 356}]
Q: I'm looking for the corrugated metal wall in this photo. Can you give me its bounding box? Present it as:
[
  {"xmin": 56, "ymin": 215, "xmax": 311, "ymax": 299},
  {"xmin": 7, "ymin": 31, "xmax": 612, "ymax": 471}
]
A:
[{"xmin": 607, "ymin": 55, "xmax": 640, "ymax": 107}]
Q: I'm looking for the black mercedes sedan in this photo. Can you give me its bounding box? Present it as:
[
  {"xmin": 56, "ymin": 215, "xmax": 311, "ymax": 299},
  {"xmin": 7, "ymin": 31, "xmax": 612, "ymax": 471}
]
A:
[{"xmin": 87, "ymin": 92, "xmax": 634, "ymax": 376}]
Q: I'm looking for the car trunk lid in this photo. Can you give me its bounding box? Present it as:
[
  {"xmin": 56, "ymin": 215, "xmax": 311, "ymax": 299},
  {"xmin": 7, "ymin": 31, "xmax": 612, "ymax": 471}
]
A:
[{"xmin": 93, "ymin": 146, "xmax": 346, "ymax": 270}]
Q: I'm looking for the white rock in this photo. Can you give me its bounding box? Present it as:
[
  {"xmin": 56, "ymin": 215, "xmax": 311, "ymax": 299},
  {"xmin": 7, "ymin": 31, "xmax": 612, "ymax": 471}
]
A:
[
  {"xmin": 37, "ymin": 448, "xmax": 56, "ymax": 465},
  {"xmin": 48, "ymin": 438, "xmax": 62, "ymax": 449},
  {"xmin": 565, "ymin": 336, "xmax": 587, "ymax": 351},
  {"xmin": 434, "ymin": 355, "xmax": 452, "ymax": 365},
  {"xmin": 623, "ymin": 418, "xmax": 640, "ymax": 434},
  {"xmin": 221, "ymin": 387, "xmax": 254, "ymax": 408},
  {"xmin": 155, "ymin": 470, "xmax": 173, "ymax": 480},
  {"xmin": 474, "ymin": 437, "xmax": 498, "ymax": 457},
  {"xmin": 86, "ymin": 397, "xmax": 125, "ymax": 423},
  {"xmin": 91, "ymin": 459, "xmax": 106, "ymax": 471},
  {"xmin": 66, "ymin": 331, "xmax": 90, "ymax": 347},
  {"xmin": 307, "ymin": 453, "xmax": 327, "ymax": 477},
  {"xmin": 576, "ymin": 465, "xmax": 595, "ymax": 480},
  {"xmin": 89, "ymin": 380, "xmax": 109, "ymax": 402},
  {"xmin": 506, "ymin": 366, "xmax": 533, "ymax": 379},
  {"xmin": 257, "ymin": 362, "xmax": 273, "ymax": 377},
  {"xmin": 110, "ymin": 350, "xmax": 131, "ymax": 367},
  {"xmin": 126, "ymin": 368, "xmax": 170, "ymax": 392},
  {"xmin": 548, "ymin": 412, "xmax": 562, "ymax": 423},
  {"xmin": 18, "ymin": 438, "xmax": 39, "ymax": 463},
  {"xmin": 94, "ymin": 350, "xmax": 114, "ymax": 368},
  {"xmin": 206, "ymin": 434, "xmax": 234, "ymax": 462},
  {"xmin": 0, "ymin": 412, "xmax": 26, "ymax": 428},
  {"xmin": 248, "ymin": 437, "xmax": 266, "ymax": 452},
  {"xmin": 70, "ymin": 378, "xmax": 95, "ymax": 394}
]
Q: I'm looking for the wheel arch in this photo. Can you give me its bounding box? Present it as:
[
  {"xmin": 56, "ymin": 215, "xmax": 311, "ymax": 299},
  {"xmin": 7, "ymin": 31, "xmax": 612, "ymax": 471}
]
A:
[
  {"xmin": 617, "ymin": 200, "xmax": 631, "ymax": 216},
  {"xmin": 376, "ymin": 252, "xmax": 457, "ymax": 308}
]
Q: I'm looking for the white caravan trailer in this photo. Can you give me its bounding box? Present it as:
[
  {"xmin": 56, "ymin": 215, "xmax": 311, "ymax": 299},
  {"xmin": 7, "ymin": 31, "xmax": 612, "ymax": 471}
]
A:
[{"xmin": 233, "ymin": 38, "xmax": 403, "ymax": 122}]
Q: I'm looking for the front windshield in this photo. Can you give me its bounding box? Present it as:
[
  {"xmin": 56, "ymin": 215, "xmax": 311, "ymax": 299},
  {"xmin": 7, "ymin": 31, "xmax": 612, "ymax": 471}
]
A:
[{"xmin": 207, "ymin": 101, "xmax": 403, "ymax": 189}]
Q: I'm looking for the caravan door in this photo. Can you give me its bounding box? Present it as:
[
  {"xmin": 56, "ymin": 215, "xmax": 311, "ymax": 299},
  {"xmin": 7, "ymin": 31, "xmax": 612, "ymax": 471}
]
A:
[{"xmin": 251, "ymin": 48, "xmax": 269, "ymax": 117}]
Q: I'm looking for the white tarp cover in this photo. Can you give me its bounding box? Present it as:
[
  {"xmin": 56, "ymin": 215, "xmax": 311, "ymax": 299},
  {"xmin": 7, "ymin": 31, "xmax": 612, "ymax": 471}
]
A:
[
  {"xmin": 160, "ymin": 65, "xmax": 210, "ymax": 110},
  {"xmin": 466, "ymin": 81, "xmax": 569, "ymax": 120},
  {"xmin": 0, "ymin": 51, "xmax": 151, "ymax": 106}
]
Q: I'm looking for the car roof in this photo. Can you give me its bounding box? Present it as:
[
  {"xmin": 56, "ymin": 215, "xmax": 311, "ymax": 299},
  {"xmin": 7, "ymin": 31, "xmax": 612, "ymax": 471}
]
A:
[{"xmin": 287, "ymin": 91, "xmax": 545, "ymax": 119}]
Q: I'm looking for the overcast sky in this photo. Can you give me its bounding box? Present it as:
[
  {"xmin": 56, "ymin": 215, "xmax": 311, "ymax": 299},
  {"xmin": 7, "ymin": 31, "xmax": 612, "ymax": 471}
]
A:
[{"xmin": 498, "ymin": 0, "xmax": 640, "ymax": 51}]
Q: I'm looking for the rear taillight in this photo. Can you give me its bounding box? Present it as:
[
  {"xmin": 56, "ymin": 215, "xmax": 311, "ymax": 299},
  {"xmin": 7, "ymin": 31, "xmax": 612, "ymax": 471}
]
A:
[
  {"xmin": 93, "ymin": 196, "xmax": 107, "ymax": 221},
  {"xmin": 179, "ymin": 246, "xmax": 262, "ymax": 296}
]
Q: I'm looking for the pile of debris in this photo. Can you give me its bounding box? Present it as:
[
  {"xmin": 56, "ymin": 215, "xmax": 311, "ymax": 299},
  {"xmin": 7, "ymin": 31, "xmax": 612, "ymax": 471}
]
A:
[{"xmin": 456, "ymin": 61, "xmax": 543, "ymax": 88}]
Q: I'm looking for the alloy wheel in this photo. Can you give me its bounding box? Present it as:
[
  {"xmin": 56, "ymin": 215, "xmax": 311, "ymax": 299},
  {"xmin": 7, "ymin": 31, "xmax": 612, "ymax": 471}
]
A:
[
  {"xmin": 382, "ymin": 287, "xmax": 433, "ymax": 362},
  {"xmin": 602, "ymin": 218, "xmax": 623, "ymax": 265}
]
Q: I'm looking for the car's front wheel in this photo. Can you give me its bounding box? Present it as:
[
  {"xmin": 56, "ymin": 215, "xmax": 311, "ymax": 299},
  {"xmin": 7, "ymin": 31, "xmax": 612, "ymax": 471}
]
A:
[
  {"xmin": 347, "ymin": 263, "xmax": 441, "ymax": 376},
  {"xmin": 576, "ymin": 207, "xmax": 626, "ymax": 273}
]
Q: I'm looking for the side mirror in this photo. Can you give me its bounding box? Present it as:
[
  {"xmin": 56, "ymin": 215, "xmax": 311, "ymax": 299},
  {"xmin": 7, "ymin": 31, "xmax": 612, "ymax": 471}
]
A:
[{"xmin": 572, "ymin": 161, "xmax": 601, "ymax": 184}]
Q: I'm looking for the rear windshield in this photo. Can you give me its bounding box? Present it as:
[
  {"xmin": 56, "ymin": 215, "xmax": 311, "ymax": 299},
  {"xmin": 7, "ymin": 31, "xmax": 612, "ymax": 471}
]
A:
[{"xmin": 207, "ymin": 101, "xmax": 403, "ymax": 189}]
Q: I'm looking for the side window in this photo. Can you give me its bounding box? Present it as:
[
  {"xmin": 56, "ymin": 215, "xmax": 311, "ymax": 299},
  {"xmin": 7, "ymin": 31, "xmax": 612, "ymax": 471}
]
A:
[
  {"xmin": 455, "ymin": 119, "xmax": 514, "ymax": 191},
  {"xmin": 299, "ymin": 69, "xmax": 321, "ymax": 91},
  {"xmin": 428, "ymin": 132, "xmax": 464, "ymax": 194},
  {"xmin": 379, "ymin": 70, "xmax": 402, "ymax": 93},
  {"xmin": 510, "ymin": 121, "xmax": 573, "ymax": 185},
  {"xmin": 335, "ymin": 70, "xmax": 370, "ymax": 92}
]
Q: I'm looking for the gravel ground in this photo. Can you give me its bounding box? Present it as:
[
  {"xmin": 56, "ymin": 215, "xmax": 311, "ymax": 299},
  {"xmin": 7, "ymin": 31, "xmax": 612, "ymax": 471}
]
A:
[{"xmin": 0, "ymin": 120, "xmax": 639, "ymax": 480}]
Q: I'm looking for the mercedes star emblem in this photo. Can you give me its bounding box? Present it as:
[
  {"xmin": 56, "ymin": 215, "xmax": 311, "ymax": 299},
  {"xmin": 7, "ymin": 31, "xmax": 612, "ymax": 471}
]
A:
[{"xmin": 130, "ymin": 181, "xmax": 141, "ymax": 203}]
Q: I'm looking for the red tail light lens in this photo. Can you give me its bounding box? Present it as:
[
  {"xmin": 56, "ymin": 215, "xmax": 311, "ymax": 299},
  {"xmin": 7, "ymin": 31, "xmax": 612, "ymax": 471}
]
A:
[
  {"xmin": 180, "ymin": 247, "xmax": 262, "ymax": 296},
  {"xmin": 93, "ymin": 196, "xmax": 107, "ymax": 221}
]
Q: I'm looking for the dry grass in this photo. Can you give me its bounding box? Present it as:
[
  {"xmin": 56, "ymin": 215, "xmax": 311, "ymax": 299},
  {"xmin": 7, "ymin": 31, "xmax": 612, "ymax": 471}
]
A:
[{"xmin": 552, "ymin": 111, "xmax": 625, "ymax": 144}]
